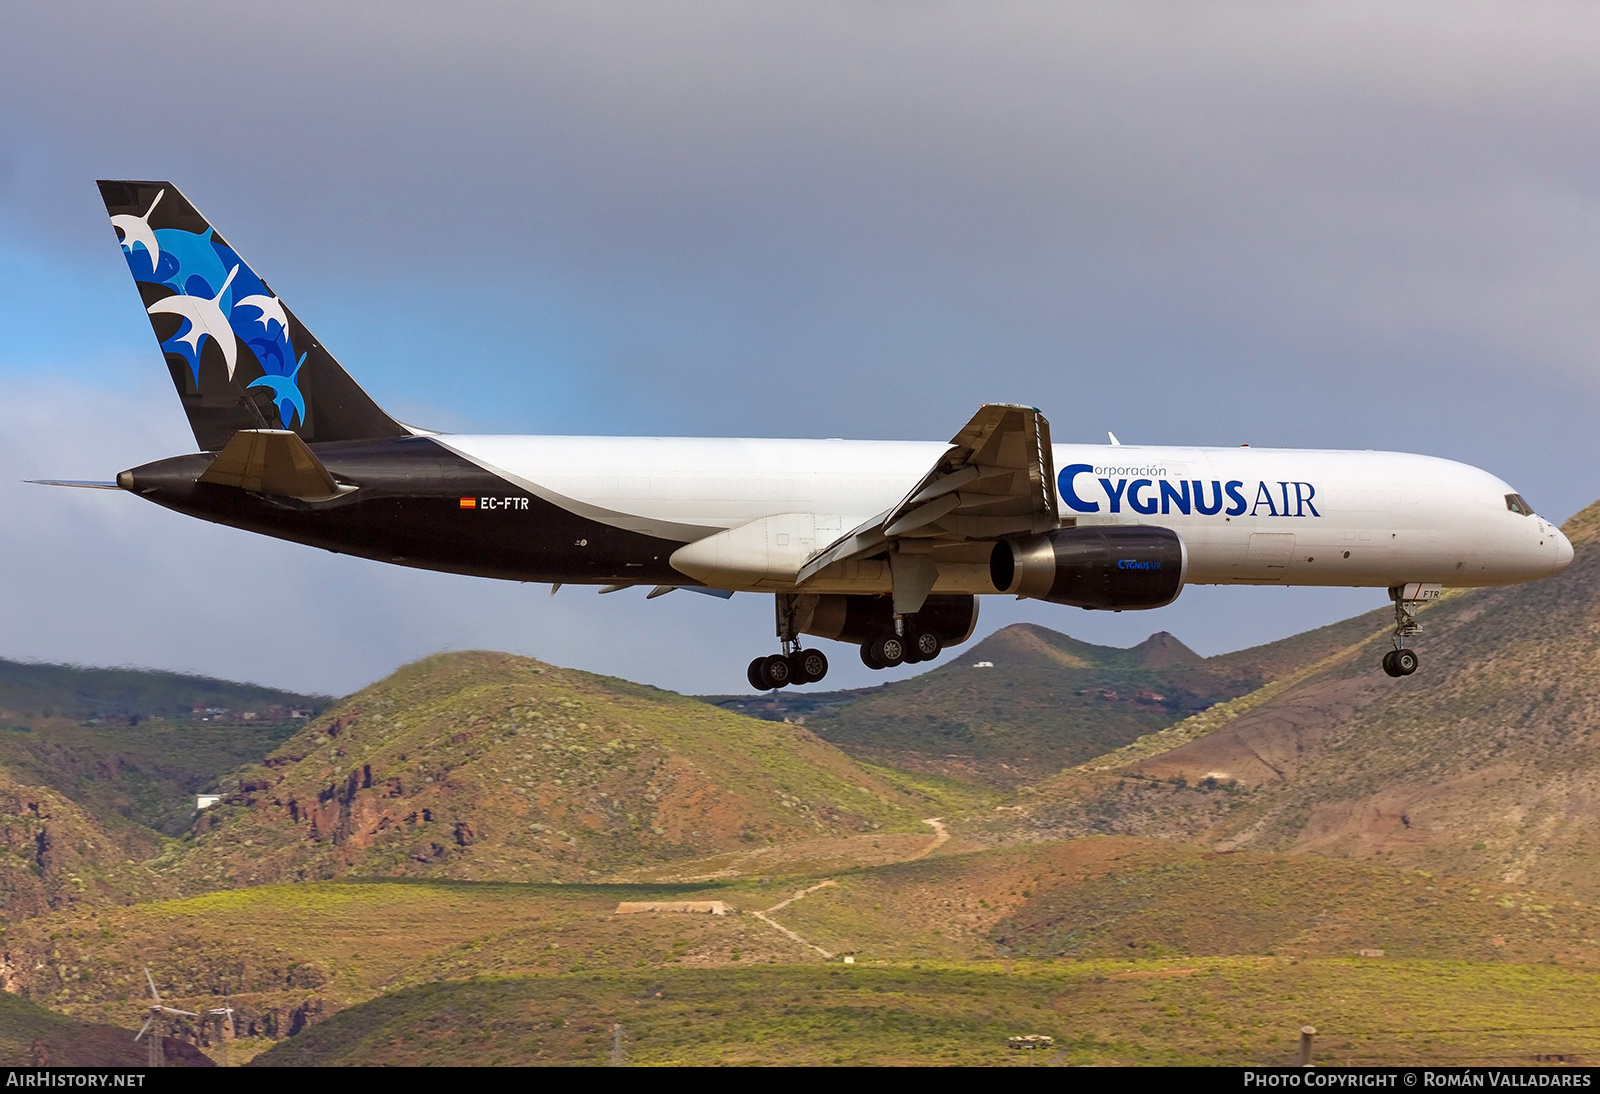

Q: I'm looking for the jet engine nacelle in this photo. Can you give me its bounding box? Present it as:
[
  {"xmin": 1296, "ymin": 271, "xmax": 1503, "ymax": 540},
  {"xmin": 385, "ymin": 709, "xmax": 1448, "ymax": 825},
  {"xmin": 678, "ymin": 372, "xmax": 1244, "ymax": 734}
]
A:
[
  {"xmin": 793, "ymin": 593, "xmax": 980, "ymax": 648},
  {"xmin": 989, "ymin": 525, "xmax": 1186, "ymax": 609}
]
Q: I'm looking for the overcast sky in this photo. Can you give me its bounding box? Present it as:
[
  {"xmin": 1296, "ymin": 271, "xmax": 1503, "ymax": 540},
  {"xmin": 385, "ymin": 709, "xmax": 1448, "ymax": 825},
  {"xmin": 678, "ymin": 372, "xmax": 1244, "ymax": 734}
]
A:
[{"xmin": 1, "ymin": 2, "xmax": 1598, "ymax": 696}]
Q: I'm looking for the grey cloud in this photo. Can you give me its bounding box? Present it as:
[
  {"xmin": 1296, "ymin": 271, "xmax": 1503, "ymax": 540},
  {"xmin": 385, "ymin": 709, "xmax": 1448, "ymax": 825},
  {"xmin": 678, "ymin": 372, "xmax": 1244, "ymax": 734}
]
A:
[{"xmin": 0, "ymin": 2, "xmax": 1594, "ymax": 692}]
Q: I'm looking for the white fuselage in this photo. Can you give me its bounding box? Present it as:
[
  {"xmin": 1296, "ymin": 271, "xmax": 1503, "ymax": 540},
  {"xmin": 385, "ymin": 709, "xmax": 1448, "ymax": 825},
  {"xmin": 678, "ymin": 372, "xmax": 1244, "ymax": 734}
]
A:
[{"xmin": 438, "ymin": 435, "xmax": 1572, "ymax": 595}]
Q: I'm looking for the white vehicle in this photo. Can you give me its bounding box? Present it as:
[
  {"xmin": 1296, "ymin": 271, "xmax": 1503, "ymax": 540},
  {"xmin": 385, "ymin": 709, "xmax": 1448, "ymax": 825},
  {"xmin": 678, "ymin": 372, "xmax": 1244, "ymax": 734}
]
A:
[{"xmin": 40, "ymin": 181, "xmax": 1573, "ymax": 691}]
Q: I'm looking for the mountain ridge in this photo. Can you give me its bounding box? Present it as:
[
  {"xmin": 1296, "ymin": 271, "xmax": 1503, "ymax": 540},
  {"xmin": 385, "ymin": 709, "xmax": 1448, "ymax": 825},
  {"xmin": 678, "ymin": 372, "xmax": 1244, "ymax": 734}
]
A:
[
  {"xmin": 710, "ymin": 604, "xmax": 1393, "ymax": 787},
  {"xmin": 1011, "ymin": 498, "xmax": 1600, "ymax": 898},
  {"xmin": 0, "ymin": 657, "xmax": 330, "ymax": 721},
  {"xmin": 163, "ymin": 651, "xmax": 959, "ymax": 889}
]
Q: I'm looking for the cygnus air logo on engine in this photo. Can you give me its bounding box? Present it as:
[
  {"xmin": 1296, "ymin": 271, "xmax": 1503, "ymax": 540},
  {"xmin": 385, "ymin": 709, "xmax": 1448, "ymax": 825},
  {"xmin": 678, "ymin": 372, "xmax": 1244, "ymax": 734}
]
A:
[{"xmin": 1057, "ymin": 464, "xmax": 1322, "ymax": 518}]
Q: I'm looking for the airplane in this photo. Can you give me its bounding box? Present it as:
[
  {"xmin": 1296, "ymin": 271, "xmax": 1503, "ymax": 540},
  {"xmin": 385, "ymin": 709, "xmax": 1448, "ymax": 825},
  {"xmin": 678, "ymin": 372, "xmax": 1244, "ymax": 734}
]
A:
[{"xmin": 32, "ymin": 180, "xmax": 1574, "ymax": 690}]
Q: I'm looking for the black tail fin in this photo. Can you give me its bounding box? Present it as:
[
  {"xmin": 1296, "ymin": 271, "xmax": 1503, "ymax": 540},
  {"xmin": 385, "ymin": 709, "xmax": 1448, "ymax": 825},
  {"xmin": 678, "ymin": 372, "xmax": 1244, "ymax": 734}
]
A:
[{"xmin": 97, "ymin": 180, "xmax": 409, "ymax": 451}]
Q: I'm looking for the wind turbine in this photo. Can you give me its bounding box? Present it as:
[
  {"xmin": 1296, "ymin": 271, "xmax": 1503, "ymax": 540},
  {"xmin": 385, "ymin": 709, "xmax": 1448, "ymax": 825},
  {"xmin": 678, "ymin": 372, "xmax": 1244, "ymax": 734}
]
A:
[
  {"xmin": 205, "ymin": 998, "xmax": 236, "ymax": 1067},
  {"xmin": 133, "ymin": 966, "xmax": 198, "ymax": 1068}
]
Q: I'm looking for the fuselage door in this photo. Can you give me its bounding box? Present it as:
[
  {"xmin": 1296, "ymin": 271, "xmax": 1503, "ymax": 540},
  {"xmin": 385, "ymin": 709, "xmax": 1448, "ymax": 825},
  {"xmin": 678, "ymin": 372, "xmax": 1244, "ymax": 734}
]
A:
[{"xmin": 1243, "ymin": 532, "xmax": 1296, "ymax": 581}]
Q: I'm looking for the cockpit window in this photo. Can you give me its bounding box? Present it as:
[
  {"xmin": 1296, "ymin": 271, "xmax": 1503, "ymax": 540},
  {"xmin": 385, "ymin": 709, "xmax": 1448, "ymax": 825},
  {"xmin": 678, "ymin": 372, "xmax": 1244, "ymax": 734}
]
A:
[{"xmin": 1506, "ymin": 493, "xmax": 1533, "ymax": 516}]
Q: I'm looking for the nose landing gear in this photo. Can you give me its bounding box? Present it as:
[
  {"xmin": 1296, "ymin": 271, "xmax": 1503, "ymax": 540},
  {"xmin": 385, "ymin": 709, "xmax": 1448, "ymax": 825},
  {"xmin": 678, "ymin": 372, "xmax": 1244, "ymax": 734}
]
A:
[
  {"xmin": 1382, "ymin": 648, "xmax": 1419, "ymax": 677},
  {"xmin": 1382, "ymin": 588, "xmax": 1422, "ymax": 677}
]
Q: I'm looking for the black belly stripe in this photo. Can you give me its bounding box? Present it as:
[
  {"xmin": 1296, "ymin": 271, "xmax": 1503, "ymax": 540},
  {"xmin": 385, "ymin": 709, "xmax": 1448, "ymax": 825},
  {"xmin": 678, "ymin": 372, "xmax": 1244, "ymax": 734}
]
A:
[{"xmin": 126, "ymin": 436, "xmax": 690, "ymax": 585}]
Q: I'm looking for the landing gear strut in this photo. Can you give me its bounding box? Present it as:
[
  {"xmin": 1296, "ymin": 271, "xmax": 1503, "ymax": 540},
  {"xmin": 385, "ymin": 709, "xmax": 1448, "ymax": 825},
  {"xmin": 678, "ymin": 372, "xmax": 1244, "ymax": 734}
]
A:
[
  {"xmin": 1382, "ymin": 588, "xmax": 1421, "ymax": 678},
  {"xmin": 748, "ymin": 596, "xmax": 830, "ymax": 691}
]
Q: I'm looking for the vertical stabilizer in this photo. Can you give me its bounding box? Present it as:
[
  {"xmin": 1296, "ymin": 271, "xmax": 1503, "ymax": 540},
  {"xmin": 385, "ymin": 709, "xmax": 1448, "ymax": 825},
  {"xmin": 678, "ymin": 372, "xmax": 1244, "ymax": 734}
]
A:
[{"xmin": 98, "ymin": 180, "xmax": 409, "ymax": 451}]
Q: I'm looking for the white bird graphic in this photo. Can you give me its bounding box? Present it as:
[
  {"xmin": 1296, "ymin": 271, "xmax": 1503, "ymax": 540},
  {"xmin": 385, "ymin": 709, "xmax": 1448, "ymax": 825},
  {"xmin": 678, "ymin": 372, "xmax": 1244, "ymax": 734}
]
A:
[
  {"xmin": 147, "ymin": 265, "xmax": 240, "ymax": 378},
  {"xmin": 234, "ymin": 293, "xmax": 289, "ymax": 333},
  {"xmin": 110, "ymin": 189, "xmax": 164, "ymax": 270}
]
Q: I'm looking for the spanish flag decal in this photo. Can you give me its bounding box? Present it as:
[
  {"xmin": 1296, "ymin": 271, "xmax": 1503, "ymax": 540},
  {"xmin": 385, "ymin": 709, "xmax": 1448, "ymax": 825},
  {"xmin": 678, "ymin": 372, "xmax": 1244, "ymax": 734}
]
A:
[{"xmin": 459, "ymin": 497, "xmax": 477, "ymax": 509}]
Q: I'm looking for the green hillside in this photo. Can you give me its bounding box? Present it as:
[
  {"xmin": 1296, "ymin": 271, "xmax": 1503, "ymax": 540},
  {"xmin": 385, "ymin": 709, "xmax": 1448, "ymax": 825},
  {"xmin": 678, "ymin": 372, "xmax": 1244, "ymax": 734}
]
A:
[
  {"xmin": 0, "ymin": 717, "xmax": 318, "ymax": 837},
  {"xmin": 11, "ymin": 835, "xmax": 1590, "ymax": 1056},
  {"xmin": 0, "ymin": 659, "xmax": 328, "ymax": 836},
  {"xmin": 1025, "ymin": 499, "xmax": 1600, "ymax": 899},
  {"xmin": 712, "ymin": 629, "xmax": 1257, "ymax": 787},
  {"xmin": 0, "ymin": 992, "xmax": 212, "ymax": 1067},
  {"xmin": 1206, "ymin": 605, "xmax": 1390, "ymax": 680},
  {"xmin": 164, "ymin": 652, "xmax": 958, "ymax": 889},
  {"xmin": 0, "ymin": 878, "xmax": 808, "ymax": 1045},
  {"xmin": 0, "ymin": 762, "xmax": 168, "ymax": 918},
  {"xmin": 987, "ymin": 847, "xmax": 1600, "ymax": 963},
  {"xmin": 709, "ymin": 837, "xmax": 1600, "ymax": 968},
  {"xmin": 9, "ymin": 508, "xmax": 1600, "ymax": 1067},
  {"xmin": 248, "ymin": 959, "xmax": 1600, "ymax": 1067},
  {"xmin": 0, "ymin": 657, "xmax": 329, "ymax": 721},
  {"xmin": 712, "ymin": 613, "xmax": 1392, "ymax": 789}
]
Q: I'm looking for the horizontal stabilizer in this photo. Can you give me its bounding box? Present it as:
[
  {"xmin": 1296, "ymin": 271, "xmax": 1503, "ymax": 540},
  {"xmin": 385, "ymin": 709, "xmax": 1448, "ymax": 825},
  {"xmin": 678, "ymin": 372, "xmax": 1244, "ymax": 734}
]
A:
[
  {"xmin": 198, "ymin": 429, "xmax": 353, "ymax": 502},
  {"xmin": 25, "ymin": 479, "xmax": 121, "ymax": 489}
]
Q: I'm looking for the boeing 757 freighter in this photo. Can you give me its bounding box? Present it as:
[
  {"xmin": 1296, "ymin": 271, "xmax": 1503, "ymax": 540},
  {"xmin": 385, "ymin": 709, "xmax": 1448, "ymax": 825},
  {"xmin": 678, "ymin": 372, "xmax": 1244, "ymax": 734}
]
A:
[{"xmin": 33, "ymin": 181, "xmax": 1574, "ymax": 689}]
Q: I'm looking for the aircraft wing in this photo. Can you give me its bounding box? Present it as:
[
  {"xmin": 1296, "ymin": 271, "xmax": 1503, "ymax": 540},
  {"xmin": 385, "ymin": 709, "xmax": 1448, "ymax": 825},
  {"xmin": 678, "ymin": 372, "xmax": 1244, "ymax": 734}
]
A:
[{"xmin": 796, "ymin": 403, "xmax": 1058, "ymax": 584}]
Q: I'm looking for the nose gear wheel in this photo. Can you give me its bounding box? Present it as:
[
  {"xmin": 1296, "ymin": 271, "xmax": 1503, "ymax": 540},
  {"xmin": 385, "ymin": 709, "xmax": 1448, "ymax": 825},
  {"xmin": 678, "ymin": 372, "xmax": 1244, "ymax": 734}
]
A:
[
  {"xmin": 1381, "ymin": 588, "xmax": 1423, "ymax": 677},
  {"xmin": 1381, "ymin": 648, "xmax": 1418, "ymax": 677}
]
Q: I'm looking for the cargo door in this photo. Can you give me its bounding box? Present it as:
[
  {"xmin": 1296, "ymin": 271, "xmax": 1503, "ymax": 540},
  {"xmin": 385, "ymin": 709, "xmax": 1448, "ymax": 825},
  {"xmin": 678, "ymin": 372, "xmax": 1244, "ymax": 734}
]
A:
[{"xmin": 1243, "ymin": 532, "xmax": 1296, "ymax": 581}]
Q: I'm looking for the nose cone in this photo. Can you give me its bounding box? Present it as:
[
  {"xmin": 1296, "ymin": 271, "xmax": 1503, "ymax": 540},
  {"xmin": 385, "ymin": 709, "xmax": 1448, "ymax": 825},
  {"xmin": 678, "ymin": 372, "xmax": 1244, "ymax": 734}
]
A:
[{"xmin": 1552, "ymin": 525, "xmax": 1575, "ymax": 573}]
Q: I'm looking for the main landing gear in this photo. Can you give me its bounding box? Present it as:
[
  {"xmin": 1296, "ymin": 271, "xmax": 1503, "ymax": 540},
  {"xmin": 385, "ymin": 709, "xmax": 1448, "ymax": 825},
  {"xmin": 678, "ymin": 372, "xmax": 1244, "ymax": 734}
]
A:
[
  {"xmin": 743, "ymin": 594, "xmax": 951, "ymax": 690},
  {"xmin": 1382, "ymin": 588, "xmax": 1421, "ymax": 678},
  {"xmin": 747, "ymin": 648, "xmax": 829, "ymax": 691},
  {"xmin": 748, "ymin": 594, "xmax": 829, "ymax": 691},
  {"xmin": 859, "ymin": 627, "xmax": 942, "ymax": 670}
]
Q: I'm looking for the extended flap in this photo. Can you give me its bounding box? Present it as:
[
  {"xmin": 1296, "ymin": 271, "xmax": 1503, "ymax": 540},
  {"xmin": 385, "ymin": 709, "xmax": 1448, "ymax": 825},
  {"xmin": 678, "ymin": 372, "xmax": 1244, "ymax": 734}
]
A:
[
  {"xmin": 198, "ymin": 429, "xmax": 351, "ymax": 501},
  {"xmin": 796, "ymin": 403, "xmax": 1058, "ymax": 585}
]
